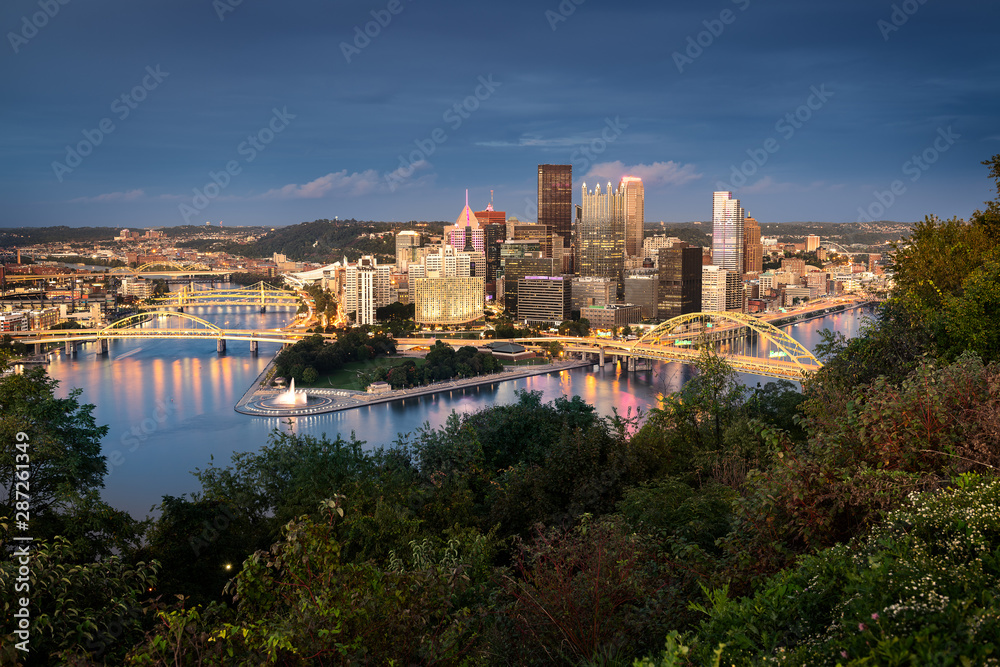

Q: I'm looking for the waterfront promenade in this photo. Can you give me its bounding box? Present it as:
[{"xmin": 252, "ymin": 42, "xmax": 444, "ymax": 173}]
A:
[{"xmin": 235, "ymin": 358, "xmax": 593, "ymax": 417}]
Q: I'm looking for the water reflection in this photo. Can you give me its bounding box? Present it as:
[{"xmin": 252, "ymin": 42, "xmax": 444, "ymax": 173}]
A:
[{"xmin": 44, "ymin": 300, "xmax": 871, "ymax": 518}]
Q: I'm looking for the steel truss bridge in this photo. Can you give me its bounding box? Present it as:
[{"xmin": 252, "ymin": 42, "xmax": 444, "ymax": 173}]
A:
[
  {"xmin": 19, "ymin": 311, "xmax": 821, "ymax": 379},
  {"xmin": 4, "ymin": 261, "xmax": 232, "ymax": 283},
  {"xmin": 399, "ymin": 312, "xmax": 823, "ymax": 380},
  {"xmin": 18, "ymin": 310, "xmax": 327, "ymax": 355},
  {"xmin": 139, "ymin": 282, "xmax": 301, "ymax": 310}
]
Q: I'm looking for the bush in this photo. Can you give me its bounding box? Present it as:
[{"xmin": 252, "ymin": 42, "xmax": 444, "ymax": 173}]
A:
[{"xmin": 686, "ymin": 475, "xmax": 1000, "ymax": 666}]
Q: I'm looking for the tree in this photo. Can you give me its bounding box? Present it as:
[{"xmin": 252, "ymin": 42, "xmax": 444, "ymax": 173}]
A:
[
  {"xmin": 0, "ymin": 536, "xmax": 159, "ymax": 666},
  {"xmin": 0, "ymin": 369, "xmax": 108, "ymax": 524}
]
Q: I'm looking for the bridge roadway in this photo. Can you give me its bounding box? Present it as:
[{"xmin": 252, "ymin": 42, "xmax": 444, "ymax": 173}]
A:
[
  {"xmin": 395, "ymin": 335, "xmax": 815, "ymax": 381},
  {"xmin": 17, "ymin": 310, "xmax": 824, "ymax": 379},
  {"xmin": 4, "ymin": 270, "xmax": 233, "ymax": 283}
]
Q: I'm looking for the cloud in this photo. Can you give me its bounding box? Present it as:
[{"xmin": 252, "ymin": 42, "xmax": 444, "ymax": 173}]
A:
[
  {"xmin": 70, "ymin": 189, "xmax": 145, "ymax": 203},
  {"xmin": 583, "ymin": 161, "xmax": 702, "ymax": 188},
  {"xmin": 741, "ymin": 177, "xmax": 844, "ymax": 194},
  {"xmin": 256, "ymin": 169, "xmax": 384, "ymax": 199},
  {"xmin": 476, "ymin": 135, "xmax": 593, "ymax": 148}
]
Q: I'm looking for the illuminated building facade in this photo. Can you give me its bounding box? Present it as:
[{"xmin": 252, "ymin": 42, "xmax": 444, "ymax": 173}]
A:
[{"xmin": 578, "ymin": 181, "xmax": 626, "ymax": 297}]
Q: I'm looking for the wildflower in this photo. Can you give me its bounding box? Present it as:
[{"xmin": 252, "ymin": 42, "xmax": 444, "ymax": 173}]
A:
[
  {"xmin": 858, "ymin": 623, "xmax": 866, "ymax": 631},
  {"xmin": 841, "ymin": 650, "xmax": 848, "ymax": 658},
  {"xmin": 871, "ymin": 612, "xmax": 879, "ymax": 621}
]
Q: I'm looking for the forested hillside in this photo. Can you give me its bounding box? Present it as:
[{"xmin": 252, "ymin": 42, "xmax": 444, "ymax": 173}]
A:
[{"xmin": 177, "ymin": 219, "xmax": 447, "ymax": 262}]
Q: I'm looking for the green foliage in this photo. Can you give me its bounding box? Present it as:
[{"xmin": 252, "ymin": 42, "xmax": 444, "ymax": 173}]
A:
[
  {"xmin": 272, "ymin": 330, "xmax": 396, "ymax": 379},
  {"xmin": 136, "ymin": 496, "xmax": 254, "ymax": 608},
  {"xmin": 810, "ymin": 298, "xmax": 931, "ymax": 390},
  {"xmin": 690, "ymin": 476, "xmax": 1000, "ymax": 665},
  {"xmin": 0, "ymin": 535, "xmax": 158, "ymax": 666},
  {"xmin": 498, "ymin": 517, "xmax": 672, "ymax": 665},
  {"xmin": 0, "ymin": 368, "xmax": 140, "ymax": 559},
  {"xmin": 375, "ymin": 300, "xmax": 415, "ymax": 321},
  {"xmin": 558, "ymin": 317, "xmax": 591, "ymax": 337},
  {"xmin": 731, "ymin": 353, "xmax": 1000, "ymax": 584},
  {"xmin": 134, "ymin": 498, "xmax": 489, "ymax": 665},
  {"xmin": 617, "ymin": 479, "xmax": 735, "ymax": 556},
  {"xmin": 194, "ymin": 430, "xmax": 375, "ymax": 534}
]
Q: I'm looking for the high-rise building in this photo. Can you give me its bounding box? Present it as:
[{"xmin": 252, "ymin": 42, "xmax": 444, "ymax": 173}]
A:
[
  {"xmin": 743, "ymin": 216, "xmax": 763, "ymax": 275},
  {"xmin": 643, "ymin": 235, "xmax": 682, "ymax": 262},
  {"xmin": 474, "ymin": 202, "xmax": 506, "ymax": 226},
  {"xmin": 725, "ymin": 270, "xmax": 742, "ymax": 311},
  {"xmin": 517, "ymin": 276, "xmax": 571, "ymax": 323},
  {"xmin": 712, "ymin": 191, "xmax": 745, "ymax": 274},
  {"xmin": 702, "ymin": 265, "xmax": 728, "ymax": 312},
  {"xmin": 621, "ymin": 176, "xmax": 645, "ymax": 258},
  {"xmin": 538, "ymin": 165, "xmax": 573, "ymax": 244},
  {"xmin": 578, "ymin": 182, "xmax": 626, "ymax": 297},
  {"xmin": 413, "ymin": 276, "xmax": 484, "ymax": 326},
  {"xmin": 624, "ymin": 268, "xmax": 658, "ymax": 319},
  {"xmin": 571, "ymin": 276, "xmax": 616, "ymax": 313},
  {"xmin": 503, "ymin": 256, "xmax": 558, "ymax": 317},
  {"xmin": 444, "ymin": 192, "xmax": 485, "ymax": 255},
  {"xmin": 507, "ymin": 221, "xmax": 552, "ymax": 258},
  {"xmin": 357, "ymin": 257, "xmax": 376, "ymax": 325},
  {"xmin": 806, "ymin": 234, "xmax": 821, "ymax": 252},
  {"xmin": 395, "ymin": 230, "xmax": 421, "ymax": 273},
  {"xmin": 482, "ymin": 219, "xmax": 506, "ymax": 292},
  {"xmin": 658, "ymin": 245, "xmax": 702, "ymax": 320}
]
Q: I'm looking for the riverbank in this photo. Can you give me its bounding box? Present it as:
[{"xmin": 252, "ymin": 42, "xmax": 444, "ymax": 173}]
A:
[{"xmin": 235, "ymin": 358, "xmax": 594, "ymax": 417}]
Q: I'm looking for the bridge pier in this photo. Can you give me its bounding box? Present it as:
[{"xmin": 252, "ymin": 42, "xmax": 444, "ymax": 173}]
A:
[
  {"xmin": 217, "ymin": 339, "xmax": 227, "ymax": 354},
  {"xmin": 599, "ymin": 348, "xmax": 605, "ymax": 367},
  {"xmin": 259, "ymin": 306, "xmax": 267, "ymax": 314},
  {"xmin": 64, "ymin": 341, "xmax": 76, "ymax": 357},
  {"xmin": 34, "ymin": 342, "xmax": 42, "ymax": 355},
  {"xmin": 250, "ymin": 340, "xmax": 258, "ymax": 355},
  {"xmin": 98, "ymin": 339, "xmax": 108, "ymax": 355},
  {"xmin": 627, "ymin": 356, "xmax": 636, "ymax": 372}
]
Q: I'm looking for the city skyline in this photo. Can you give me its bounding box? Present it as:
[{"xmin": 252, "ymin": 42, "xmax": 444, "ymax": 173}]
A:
[{"xmin": 2, "ymin": 0, "xmax": 997, "ymax": 228}]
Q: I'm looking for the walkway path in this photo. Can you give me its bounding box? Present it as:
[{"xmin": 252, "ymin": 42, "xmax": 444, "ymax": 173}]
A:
[{"xmin": 235, "ymin": 359, "xmax": 593, "ymax": 417}]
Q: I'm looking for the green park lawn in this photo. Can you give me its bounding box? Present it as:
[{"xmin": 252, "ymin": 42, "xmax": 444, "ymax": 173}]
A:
[{"xmin": 296, "ymin": 356, "xmax": 427, "ymax": 391}]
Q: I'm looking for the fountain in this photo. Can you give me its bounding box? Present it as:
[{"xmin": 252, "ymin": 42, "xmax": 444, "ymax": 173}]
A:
[{"xmin": 266, "ymin": 378, "xmax": 311, "ymax": 407}]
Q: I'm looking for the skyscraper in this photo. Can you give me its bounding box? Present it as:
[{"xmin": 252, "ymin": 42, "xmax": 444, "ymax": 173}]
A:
[
  {"xmin": 712, "ymin": 191, "xmax": 745, "ymax": 274},
  {"xmin": 578, "ymin": 182, "xmax": 626, "ymax": 297},
  {"xmin": 537, "ymin": 164, "xmax": 572, "ymax": 251},
  {"xmin": 444, "ymin": 191, "xmax": 485, "ymax": 255},
  {"xmin": 743, "ymin": 216, "xmax": 763, "ymax": 274},
  {"xmin": 658, "ymin": 245, "xmax": 702, "ymax": 320},
  {"xmin": 395, "ymin": 230, "xmax": 421, "ymax": 273},
  {"xmin": 621, "ymin": 176, "xmax": 644, "ymax": 258}
]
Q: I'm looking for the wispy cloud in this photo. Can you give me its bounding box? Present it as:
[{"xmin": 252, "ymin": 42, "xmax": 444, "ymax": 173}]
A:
[
  {"xmin": 256, "ymin": 169, "xmax": 383, "ymax": 199},
  {"xmin": 584, "ymin": 161, "xmax": 702, "ymax": 188},
  {"xmin": 70, "ymin": 189, "xmax": 146, "ymax": 203},
  {"xmin": 476, "ymin": 134, "xmax": 606, "ymax": 149},
  {"xmin": 741, "ymin": 177, "xmax": 844, "ymax": 194}
]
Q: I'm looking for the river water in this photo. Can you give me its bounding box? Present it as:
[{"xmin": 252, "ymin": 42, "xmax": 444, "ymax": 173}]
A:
[{"xmin": 42, "ymin": 300, "xmax": 871, "ymax": 517}]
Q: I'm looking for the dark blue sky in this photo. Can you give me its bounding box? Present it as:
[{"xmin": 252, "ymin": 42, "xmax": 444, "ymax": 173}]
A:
[{"xmin": 2, "ymin": 0, "xmax": 997, "ymax": 228}]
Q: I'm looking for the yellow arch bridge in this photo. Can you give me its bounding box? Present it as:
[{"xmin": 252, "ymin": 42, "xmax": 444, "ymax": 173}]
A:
[
  {"xmin": 139, "ymin": 282, "xmax": 301, "ymax": 311},
  {"xmin": 399, "ymin": 312, "xmax": 823, "ymax": 381},
  {"xmin": 20, "ymin": 311, "xmax": 821, "ymax": 379},
  {"xmin": 19, "ymin": 310, "xmax": 329, "ymax": 355}
]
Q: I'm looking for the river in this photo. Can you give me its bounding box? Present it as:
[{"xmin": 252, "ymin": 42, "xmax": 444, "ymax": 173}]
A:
[{"xmin": 41, "ymin": 301, "xmax": 872, "ymax": 517}]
